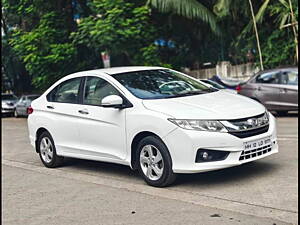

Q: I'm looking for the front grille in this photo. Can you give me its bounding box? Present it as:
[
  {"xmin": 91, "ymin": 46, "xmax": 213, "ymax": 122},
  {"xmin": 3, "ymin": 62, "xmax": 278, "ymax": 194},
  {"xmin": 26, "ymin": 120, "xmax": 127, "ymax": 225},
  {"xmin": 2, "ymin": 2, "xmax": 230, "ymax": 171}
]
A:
[
  {"xmin": 239, "ymin": 144, "xmax": 272, "ymax": 161},
  {"xmin": 229, "ymin": 125, "xmax": 269, "ymax": 138}
]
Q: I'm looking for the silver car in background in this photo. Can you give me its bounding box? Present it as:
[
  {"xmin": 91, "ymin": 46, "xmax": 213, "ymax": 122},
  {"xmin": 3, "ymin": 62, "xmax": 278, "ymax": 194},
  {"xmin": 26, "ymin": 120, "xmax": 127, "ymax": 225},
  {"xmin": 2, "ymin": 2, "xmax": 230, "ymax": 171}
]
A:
[
  {"xmin": 14, "ymin": 94, "xmax": 40, "ymax": 117},
  {"xmin": 1, "ymin": 93, "xmax": 18, "ymax": 116},
  {"xmin": 237, "ymin": 67, "xmax": 298, "ymax": 116}
]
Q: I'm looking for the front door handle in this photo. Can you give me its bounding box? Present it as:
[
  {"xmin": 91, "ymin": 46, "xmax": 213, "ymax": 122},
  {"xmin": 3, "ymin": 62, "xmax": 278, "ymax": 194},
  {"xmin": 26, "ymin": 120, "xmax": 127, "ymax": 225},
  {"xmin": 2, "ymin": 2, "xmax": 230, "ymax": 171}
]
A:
[
  {"xmin": 257, "ymin": 86, "xmax": 262, "ymax": 91},
  {"xmin": 47, "ymin": 105, "xmax": 54, "ymax": 109},
  {"xmin": 280, "ymin": 88, "xmax": 287, "ymax": 93},
  {"xmin": 78, "ymin": 109, "xmax": 89, "ymax": 115}
]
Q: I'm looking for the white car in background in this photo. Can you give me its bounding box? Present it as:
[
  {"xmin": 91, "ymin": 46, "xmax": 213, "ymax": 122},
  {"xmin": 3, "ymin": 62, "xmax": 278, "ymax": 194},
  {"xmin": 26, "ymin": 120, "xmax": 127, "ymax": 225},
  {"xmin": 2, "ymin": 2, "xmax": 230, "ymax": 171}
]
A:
[
  {"xmin": 1, "ymin": 93, "xmax": 18, "ymax": 116},
  {"xmin": 27, "ymin": 67, "xmax": 278, "ymax": 187}
]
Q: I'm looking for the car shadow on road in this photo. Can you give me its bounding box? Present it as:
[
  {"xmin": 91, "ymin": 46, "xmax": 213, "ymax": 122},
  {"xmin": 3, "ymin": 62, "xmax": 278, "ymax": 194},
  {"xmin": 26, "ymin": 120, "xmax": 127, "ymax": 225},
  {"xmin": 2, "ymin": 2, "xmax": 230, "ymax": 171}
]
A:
[
  {"xmin": 272, "ymin": 111, "xmax": 298, "ymax": 118},
  {"xmin": 174, "ymin": 161, "xmax": 280, "ymax": 186},
  {"xmin": 62, "ymin": 158, "xmax": 140, "ymax": 180},
  {"xmin": 60, "ymin": 157, "xmax": 280, "ymax": 187}
]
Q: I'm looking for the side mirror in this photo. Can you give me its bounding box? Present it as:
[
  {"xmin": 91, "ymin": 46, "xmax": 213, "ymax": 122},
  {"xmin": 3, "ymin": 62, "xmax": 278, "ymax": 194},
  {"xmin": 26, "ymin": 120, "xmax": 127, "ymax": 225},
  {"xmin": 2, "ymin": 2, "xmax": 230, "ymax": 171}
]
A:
[{"xmin": 101, "ymin": 95, "xmax": 123, "ymax": 108}]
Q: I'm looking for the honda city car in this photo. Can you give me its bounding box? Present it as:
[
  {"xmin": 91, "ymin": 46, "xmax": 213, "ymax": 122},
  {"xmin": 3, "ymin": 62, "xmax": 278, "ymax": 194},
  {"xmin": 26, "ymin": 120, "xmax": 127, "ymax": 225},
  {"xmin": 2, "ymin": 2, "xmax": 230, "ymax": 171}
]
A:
[{"xmin": 27, "ymin": 67, "xmax": 278, "ymax": 187}]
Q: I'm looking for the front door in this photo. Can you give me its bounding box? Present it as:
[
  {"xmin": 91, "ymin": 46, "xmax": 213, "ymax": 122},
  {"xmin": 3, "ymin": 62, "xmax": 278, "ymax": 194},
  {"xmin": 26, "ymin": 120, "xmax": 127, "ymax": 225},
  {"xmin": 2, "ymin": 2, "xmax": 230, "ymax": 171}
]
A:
[
  {"xmin": 77, "ymin": 76, "xmax": 127, "ymax": 161},
  {"xmin": 254, "ymin": 71, "xmax": 281, "ymax": 110}
]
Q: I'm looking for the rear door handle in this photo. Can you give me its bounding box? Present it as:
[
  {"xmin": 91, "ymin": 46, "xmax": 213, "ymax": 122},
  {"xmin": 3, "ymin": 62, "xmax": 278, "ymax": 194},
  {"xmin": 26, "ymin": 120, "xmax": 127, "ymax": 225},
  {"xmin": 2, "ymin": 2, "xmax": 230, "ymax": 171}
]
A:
[
  {"xmin": 280, "ymin": 88, "xmax": 287, "ymax": 93},
  {"xmin": 78, "ymin": 109, "xmax": 89, "ymax": 115},
  {"xmin": 47, "ymin": 105, "xmax": 54, "ymax": 109},
  {"xmin": 257, "ymin": 86, "xmax": 262, "ymax": 91}
]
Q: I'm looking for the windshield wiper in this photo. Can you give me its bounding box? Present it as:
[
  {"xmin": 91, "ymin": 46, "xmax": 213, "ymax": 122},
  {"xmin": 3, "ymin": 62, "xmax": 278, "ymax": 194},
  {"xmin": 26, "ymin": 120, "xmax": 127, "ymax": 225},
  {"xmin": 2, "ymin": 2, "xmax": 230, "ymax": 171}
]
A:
[{"xmin": 166, "ymin": 90, "xmax": 214, "ymax": 98}]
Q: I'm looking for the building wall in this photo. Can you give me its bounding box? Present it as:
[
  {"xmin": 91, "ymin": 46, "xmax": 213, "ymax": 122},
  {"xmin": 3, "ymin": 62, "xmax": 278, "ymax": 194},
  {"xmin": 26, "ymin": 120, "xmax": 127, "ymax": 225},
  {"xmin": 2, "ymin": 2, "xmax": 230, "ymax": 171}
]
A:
[{"xmin": 186, "ymin": 62, "xmax": 260, "ymax": 81}]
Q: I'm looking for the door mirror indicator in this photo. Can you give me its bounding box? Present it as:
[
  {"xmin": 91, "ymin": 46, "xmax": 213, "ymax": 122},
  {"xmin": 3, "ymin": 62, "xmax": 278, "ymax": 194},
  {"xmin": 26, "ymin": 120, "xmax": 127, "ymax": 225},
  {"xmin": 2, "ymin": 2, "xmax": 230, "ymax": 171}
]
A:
[{"xmin": 101, "ymin": 95, "xmax": 124, "ymax": 108}]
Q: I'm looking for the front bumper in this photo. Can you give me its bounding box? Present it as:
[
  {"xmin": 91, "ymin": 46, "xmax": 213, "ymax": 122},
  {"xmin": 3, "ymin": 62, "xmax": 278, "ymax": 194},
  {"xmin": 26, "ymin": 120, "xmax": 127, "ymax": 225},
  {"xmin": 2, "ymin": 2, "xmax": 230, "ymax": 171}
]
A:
[
  {"xmin": 163, "ymin": 112, "xmax": 278, "ymax": 174},
  {"xmin": 2, "ymin": 107, "xmax": 15, "ymax": 113}
]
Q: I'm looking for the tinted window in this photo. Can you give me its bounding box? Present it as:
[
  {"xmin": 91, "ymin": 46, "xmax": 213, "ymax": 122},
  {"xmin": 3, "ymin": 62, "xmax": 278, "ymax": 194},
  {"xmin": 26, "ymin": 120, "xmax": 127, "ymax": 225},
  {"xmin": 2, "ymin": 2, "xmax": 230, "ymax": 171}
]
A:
[
  {"xmin": 83, "ymin": 77, "xmax": 120, "ymax": 106},
  {"xmin": 280, "ymin": 71, "xmax": 298, "ymax": 85},
  {"xmin": 50, "ymin": 78, "xmax": 82, "ymax": 103},
  {"xmin": 113, "ymin": 70, "xmax": 214, "ymax": 99},
  {"xmin": 27, "ymin": 95, "xmax": 40, "ymax": 101},
  {"xmin": 2, "ymin": 94, "xmax": 18, "ymax": 101},
  {"xmin": 256, "ymin": 72, "xmax": 280, "ymax": 84},
  {"xmin": 202, "ymin": 80, "xmax": 225, "ymax": 89}
]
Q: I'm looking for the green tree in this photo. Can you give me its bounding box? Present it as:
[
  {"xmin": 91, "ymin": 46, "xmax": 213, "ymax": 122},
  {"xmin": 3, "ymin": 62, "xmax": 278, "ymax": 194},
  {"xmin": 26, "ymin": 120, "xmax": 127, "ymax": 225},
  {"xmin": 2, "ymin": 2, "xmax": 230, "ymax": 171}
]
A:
[
  {"xmin": 71, "ymin": 0, "xmax": 165, "ymax": 66},
  {"xmin": 147, "ymin": 0, "xmax": 220, "ymax": 34}
]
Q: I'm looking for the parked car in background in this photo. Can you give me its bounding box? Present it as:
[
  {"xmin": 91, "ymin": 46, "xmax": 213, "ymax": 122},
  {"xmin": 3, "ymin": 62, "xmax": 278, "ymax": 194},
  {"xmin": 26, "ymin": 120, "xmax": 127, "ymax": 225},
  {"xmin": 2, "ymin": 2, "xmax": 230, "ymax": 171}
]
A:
[
  {"xmin": 200, "ymin": 79, "xmax": 237, "ymax": 94},
  {"xmin": 210, "ymin": 74, "xmax": 241, "ymax": 90},
  {"xmin": 1, "ymin": 93, "xmax": 18, "ymax": 116},
  {"xmin": 14, "ymin": 94, "xmax": 40, "ymax": 117},
  {"xmin": 237, "ymin": 67, "xmax": 298, "ymax": 116}
]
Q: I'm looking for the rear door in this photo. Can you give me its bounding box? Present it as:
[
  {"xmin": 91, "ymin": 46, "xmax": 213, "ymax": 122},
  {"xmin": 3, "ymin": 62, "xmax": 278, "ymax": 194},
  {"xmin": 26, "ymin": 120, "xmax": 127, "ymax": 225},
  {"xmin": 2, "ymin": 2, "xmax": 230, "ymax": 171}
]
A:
[
  {"xmin": 45, "ymin": 77, "xmax": 84, "ymax": 155},
  {"xmin": 277, "ymin": 70, "xmax": 298, "ymax": 110},
  {"xmin": 16, "ymin": 96, "xmax": 25, "ymax": 115}
]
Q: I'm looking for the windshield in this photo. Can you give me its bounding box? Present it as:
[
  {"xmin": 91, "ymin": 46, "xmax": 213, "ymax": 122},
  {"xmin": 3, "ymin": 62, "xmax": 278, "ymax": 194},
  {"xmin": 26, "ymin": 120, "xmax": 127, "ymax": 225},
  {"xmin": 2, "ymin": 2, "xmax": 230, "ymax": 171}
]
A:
[
  {"xmin": 2, "ymin": 94, "xmax": 18, "ymax": 101},
  {"xmin": 113, "ymin": 69, "xmax": 216, "ymax": 99}
]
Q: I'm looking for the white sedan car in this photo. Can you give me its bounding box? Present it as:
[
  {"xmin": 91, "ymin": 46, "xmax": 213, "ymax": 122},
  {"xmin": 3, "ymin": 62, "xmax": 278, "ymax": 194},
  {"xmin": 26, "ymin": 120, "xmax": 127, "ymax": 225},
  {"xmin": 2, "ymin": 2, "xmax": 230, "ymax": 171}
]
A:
[{"xmin": 28, "ymin": 67, "xmax": 278, "ymax": 187}]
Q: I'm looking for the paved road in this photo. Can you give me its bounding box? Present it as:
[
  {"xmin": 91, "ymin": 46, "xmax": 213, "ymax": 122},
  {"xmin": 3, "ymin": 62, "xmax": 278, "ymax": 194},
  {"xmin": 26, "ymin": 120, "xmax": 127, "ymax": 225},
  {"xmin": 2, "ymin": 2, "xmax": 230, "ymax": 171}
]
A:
[{"xmin": 2, "ymin": 114, "xmax": 298, "ymax": 225}]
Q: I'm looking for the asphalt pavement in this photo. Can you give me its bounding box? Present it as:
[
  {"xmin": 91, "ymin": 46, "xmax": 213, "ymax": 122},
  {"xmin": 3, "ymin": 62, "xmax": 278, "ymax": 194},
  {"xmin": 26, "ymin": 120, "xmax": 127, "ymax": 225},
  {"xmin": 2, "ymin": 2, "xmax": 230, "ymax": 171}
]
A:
[{"xmin": 1, "ymin": 113, "xmax": 298, "ymax": 225}]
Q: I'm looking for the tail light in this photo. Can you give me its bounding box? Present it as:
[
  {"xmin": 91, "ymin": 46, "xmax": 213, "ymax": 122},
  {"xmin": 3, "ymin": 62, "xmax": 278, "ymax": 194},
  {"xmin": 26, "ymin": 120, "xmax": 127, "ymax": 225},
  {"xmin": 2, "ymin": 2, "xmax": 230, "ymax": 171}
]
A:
[
  {"xmin": 27, "ymin": 106, "xmax": 33, "ymax": 114},
  {"xmin": 236, "ymin": 85, "xmax": 242, "ymax": 93}
]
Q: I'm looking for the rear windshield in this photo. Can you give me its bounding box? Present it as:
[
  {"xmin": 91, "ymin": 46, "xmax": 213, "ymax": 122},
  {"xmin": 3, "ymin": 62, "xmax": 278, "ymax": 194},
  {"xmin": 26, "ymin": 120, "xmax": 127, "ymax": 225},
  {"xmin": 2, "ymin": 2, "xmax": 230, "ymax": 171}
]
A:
[{"xmin": 27, "ymin": 95, "xmax": 40, "ymax": 101}]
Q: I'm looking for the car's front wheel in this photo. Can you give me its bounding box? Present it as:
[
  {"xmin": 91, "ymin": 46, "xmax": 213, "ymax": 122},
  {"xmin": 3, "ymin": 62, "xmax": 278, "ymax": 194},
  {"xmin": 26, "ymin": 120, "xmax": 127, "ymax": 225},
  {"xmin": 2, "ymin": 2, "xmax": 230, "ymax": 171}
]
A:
[
  {"xmin": 137, "ymin": 136, "xmax": 176, "ymax": 187},
  {"xmin": 37, "ymin": 131, "xmax": 64, "ymax": 168}
]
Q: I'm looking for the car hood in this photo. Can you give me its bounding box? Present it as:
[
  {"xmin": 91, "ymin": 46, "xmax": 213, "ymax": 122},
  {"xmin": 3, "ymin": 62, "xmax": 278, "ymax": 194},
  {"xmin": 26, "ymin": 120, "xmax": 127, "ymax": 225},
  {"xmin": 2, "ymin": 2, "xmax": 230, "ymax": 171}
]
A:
[
  {"xmin": 2, "ymin": 100, "xmax": 17, "ymax": 105},
  {"xmin": 142, "ymin": 91, "xmax": 265, "ymax": 120}
]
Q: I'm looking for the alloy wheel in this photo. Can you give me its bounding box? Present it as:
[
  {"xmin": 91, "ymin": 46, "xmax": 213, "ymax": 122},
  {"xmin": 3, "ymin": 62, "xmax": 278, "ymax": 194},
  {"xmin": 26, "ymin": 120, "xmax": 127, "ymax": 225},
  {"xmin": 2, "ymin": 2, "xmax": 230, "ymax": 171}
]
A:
[
  {"xmin": 40, "ymin": 137, "xmax": 54, "ymax": 163},
  {"xmin": 139, "ymin": 144, "xmax": 164, "ymax": 181}
]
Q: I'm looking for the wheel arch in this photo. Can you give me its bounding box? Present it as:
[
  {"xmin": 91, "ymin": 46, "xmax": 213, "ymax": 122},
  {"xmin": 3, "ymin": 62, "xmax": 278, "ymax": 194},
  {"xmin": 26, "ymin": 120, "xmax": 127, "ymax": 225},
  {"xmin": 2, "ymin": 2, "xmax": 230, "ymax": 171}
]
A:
[
  {"xmin": 130, "ymin": 131, "xmax": 166, "ymax": 170},
  {"xmin": 35, "ymin": 127, "xmax": 50, "ymax": 153}
]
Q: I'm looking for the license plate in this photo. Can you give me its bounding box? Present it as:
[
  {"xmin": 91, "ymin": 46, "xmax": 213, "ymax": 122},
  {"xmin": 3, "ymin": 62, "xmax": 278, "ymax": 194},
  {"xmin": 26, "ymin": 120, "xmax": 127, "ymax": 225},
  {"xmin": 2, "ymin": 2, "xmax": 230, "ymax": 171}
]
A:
[{"xmin": 244, "ymin": 136, "xmax": 271, "ymax": 150}]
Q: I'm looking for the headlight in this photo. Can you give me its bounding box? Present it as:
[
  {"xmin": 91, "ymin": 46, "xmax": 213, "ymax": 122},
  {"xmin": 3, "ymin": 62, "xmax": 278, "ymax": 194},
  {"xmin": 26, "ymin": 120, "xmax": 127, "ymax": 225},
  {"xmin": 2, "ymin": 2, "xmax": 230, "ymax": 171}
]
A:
[{"xmin": 168, "ymin": 119, "xmax": 228, "ymax": 132}]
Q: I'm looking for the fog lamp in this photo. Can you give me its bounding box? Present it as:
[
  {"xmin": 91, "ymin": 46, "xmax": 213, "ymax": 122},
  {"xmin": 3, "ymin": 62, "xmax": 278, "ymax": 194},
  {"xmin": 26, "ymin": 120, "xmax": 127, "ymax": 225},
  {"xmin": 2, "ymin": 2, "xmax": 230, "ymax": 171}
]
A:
[{"xmin": 196, "ymin": 149, "xmax": 229, "ymax": 163}]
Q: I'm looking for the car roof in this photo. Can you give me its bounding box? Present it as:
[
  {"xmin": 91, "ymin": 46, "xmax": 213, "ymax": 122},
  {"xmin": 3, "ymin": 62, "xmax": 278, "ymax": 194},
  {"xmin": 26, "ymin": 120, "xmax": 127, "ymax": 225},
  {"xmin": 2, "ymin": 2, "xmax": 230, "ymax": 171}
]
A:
[
  {"xmin": 86, "ymin": 66, "xmax": 164, "ymax": 75},
  {"xmin": 257, "ymin": 67, "xmax": 298, "ymax": 74}
]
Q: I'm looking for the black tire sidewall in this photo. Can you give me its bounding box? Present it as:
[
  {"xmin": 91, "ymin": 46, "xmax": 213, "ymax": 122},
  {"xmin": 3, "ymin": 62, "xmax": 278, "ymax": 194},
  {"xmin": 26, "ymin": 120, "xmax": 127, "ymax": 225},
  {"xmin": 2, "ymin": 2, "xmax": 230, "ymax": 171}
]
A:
[
  {"xmin": 37, "ymin": 131, "xmax": 62, "ymax": 168},
  {"xmin": 136, "ymin": 136, "xmax": 175, "ymax": 187}
]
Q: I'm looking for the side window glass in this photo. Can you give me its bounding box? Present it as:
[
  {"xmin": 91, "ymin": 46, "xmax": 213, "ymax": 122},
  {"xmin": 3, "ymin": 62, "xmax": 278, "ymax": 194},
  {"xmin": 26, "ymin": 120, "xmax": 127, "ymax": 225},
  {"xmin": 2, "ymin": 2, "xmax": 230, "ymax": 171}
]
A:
[
  {"xmin": 52, "ymin": 78, "xmax": 81, "ymax": 103},
  {"xmin": 256, "ymin": 72, "xmax": 279, "ymax": 84},
  {"xmin": 280, "ymin": 71, "xmax": 298, "ymax": 85},
  {"xmin": 83, "ymin": 77, "xmax": 120, "ymax": 106}
]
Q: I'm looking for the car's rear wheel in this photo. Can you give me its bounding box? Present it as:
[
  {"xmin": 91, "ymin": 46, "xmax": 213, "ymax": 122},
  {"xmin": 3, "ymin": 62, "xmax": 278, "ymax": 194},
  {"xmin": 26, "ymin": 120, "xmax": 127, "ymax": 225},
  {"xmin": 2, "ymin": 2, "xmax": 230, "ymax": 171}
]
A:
[
  {"xmin": 137, "ymin": 136, "xmax": 176, "ymax": 187},
  {"xmin": 37, "ymin": 131, "xmax": 64, "ymax": 168}
]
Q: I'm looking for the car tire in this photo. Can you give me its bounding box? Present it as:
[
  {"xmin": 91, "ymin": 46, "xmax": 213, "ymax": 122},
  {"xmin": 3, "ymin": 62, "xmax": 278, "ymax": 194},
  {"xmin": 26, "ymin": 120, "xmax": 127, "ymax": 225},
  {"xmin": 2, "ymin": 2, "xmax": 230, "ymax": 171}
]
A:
[
  {"xmin": 37, "ymin": 131, "xmax": 64, "ymax": 168},
  {"xmin": 137, "ymin": 136, "xmax": 176, "ymax": 187},
  {"xmin": 276, "ymin": 111, "xmax": 288, "ymax": 116},
  {"xmin": 14, "ymin": 109, "xmax": 19, "ymax": 118}
]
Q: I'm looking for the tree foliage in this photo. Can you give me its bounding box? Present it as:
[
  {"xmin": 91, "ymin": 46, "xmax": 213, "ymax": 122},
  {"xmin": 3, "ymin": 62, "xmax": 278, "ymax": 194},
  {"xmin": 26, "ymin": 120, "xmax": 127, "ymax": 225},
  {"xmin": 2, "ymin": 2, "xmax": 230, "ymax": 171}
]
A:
[{"xmin": 1, "ymin": 0, "xmax": 298, "ymax": 93}]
